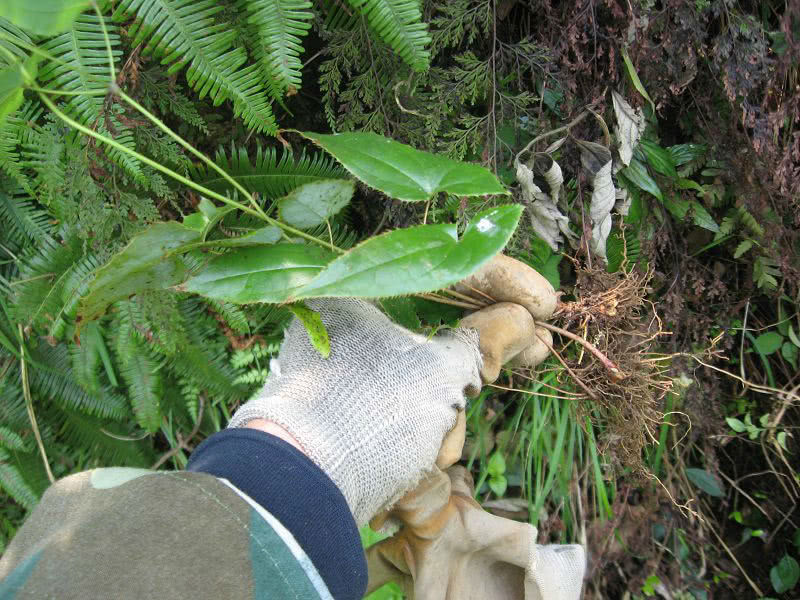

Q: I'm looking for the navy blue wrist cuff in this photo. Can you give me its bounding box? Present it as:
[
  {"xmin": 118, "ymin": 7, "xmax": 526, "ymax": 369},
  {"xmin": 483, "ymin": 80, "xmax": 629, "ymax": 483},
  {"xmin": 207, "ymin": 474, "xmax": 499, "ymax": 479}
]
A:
[{"xmin": 187, "ymin": 428, "xmax": 367, "ymax": 600}]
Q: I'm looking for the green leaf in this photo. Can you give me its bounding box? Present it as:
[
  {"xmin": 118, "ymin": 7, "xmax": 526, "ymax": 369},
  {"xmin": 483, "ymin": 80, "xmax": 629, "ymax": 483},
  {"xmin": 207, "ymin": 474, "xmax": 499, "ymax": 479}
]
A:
[
  {"xmin": 206, "ymin": 227, "xmax": 282, "ymax": 248},
  {"xmin": 182, "ymin": 198, "xmax": 235, "ymax": 236},
  {"xmin": 621, "ymin": 159, "xmax": 662, "ymax": 201},
  {"xmin": 689, "ymin": 202, "xmax": 720, "ymax": 233},
  {"xmin": 295, "ymin": 205, "xmax": 522, "ymax": 299},
  {"xmin": 668, "ymin": 143, "xmax": 706, "ymax": 166},
  {"xmin": 488, "ymin": 475, "xmax": 507, "ymax": 497},
  {"xmin": 0, "ymin": 56, "xmax": 36, "ymax": 124},
  {"xmin": 686, "ymin": 468, "xmax": 725, "ymax": 498},
  {"xmin": 278, "ymin": 179, "xmax": 355, "ymax": 229},
  {"xmin": 287, "ymin": 301, "xmax": 330, "ymax": 358},
  {"xmin": 662, "ymin": 196, "xmax": 719, "ymax": 233},
  {"xmin": 487, "ymin": 451, "xmax": 506, "ymax": 477},
  {"xmin": 788, "ymin": 324, "xmax": 800, "ymax": 348},
  {"xmin": 640, "ymin": 140, "xmax": 677, "ymax": 178},
  {"xmin": 726, "ymin": 417, "xmax": 746, "ymax": 433},
  {"xmin": 78, "ymin": 223, "xmax": 201, "ymax": 323},
  {"xmin": 182, "ymin": 243, "xmax": 335, "ymax": 304},
  {"xmin": 299, "ymin": 131, "xmax": 508, "ymax": 202},
  {"xmin": 753, "ymin": 331, "xmax": 783, "ymax": 356},
  {"xmin": 676, "ymin": 178, "xmax": 704, "ymax": 193},
  {"xmin": 620, "ymin": 46, "xmax": 655, "ymax": 112},
  {"xmin": 781, "ymin": 342, "xmax": 798, "ymax": 369},
  {"xmin": 0, "ymin": 0, "xmax": 88, "ymax": 35},
  {"xmin": 380, "ymin": 297, "xmax": 422, "ymax": 330},
  {"xmin": 770, "ymin": 555, "xmax": 799, "ymax": 594},
  {"xmin": 0, "ymin": 63, "xmax": 24, "ymax": 124},
  {"xmin": 734, "ymin": 239, "xmax": 753, "ymax": 259}
]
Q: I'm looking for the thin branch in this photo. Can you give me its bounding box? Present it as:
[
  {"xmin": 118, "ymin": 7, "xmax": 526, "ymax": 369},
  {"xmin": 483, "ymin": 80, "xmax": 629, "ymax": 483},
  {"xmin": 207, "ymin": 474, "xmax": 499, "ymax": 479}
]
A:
[
  {"xmin": 705, "ymin": 514, "xmax": 764, "ymax": 597},
  {"xmin": 19, "ymin": 324, "xmax": 54, "ymax": 483},
  {"xmin": 514, "ymin": 106, "xmax": 594, "ymax": 167}
]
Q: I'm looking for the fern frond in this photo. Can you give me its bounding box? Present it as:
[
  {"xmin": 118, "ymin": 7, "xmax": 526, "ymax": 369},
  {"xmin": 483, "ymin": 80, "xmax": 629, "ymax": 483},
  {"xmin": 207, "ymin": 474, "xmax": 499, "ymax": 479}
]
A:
[
  {"xmin": 230, "ymin": 341, "xmax": 279, "ymax": 368},
  {"xmin": 190, "ymin": 144, "xmax": 347, "ymax": 199},
  {"xmin": 346, "ymin": 0, "xmax": 431, "ymax": 72},
  {"xmin": 0, "ymin": 114, "xmax": 33, "ymax": 192},
  {"xmin": 233, "ymin": 368, "xmax": 269, "ymax": 385},
  {"xmin": 0, "ymin": 449, "xmax": 39, "ymax": 510},
  {"xmin": 171, "ymin": 298, "xmax": 247, "ymax": 399},
  {"xmin": 204, "ymin": 298, "xmax": 251, "ymax": 335},
  {"xmin": 36, "ymin": 18, "xmax": 144, "ymax": 182},
  {"xmin": 49, "ymin": 251, "xmax": 106, "ymax": 341},
  {"xmin": 0, "ymin": 187, "xmax": 51, "ymax": 250},
  {"xmin": 0, "ymin": 361, "xmax": 26, "ymax": 430},
  {"xmin": 38, "ymin": 14, "xmax": 121, "ymax": 125},
  {"xmin": 320, "ymin": 0, "xmax": 360, "ymax": 29},
  {"xmin": 19, "ymin": 120, "xmax": 67, "ymax": 204},
  {"xmin": 737, "ymin": 206, "xmax": 764, "ymax": 238},
  {"xmin": 243, "ymin": 0, "xmax": 313, "ymax": 98},
  {"xmin": 29, "ymin": 345, "xmax": 130, "ymax": 420},
  {"xmin": 57, "ymin": 409, "xmax": 153, "ymax": 467},
  {"xmin": 70, "ymin": 321, "xmax": 105, "ymax": 396},
  {"xmin": 0, "ymin": 18, "xmax": 32, "ymax": 67},
  {"xmin": 12, "ymin": 233, "xmax": 83, "ymax": 331},
  {"xmin": 138, "ymin": 68, "xmax": 209, "ymax": 133},
  {"xmin": 117, "ymin": 334, "xmax": 163, "ymax": 433},
  {"xmin": 0, "ymin": 426, "xmax": 29, "ymax": 452},
  {"xmin": 113, "ymin": 0, "xmax": 277, "ymax": 134}
]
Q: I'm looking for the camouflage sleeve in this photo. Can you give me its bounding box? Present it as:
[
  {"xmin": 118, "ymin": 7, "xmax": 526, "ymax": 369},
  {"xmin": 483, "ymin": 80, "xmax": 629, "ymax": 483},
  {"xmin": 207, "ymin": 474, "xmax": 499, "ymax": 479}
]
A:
[{"xmin": 0, "ymin": 430, "xmax": 367, "ymax": 599}]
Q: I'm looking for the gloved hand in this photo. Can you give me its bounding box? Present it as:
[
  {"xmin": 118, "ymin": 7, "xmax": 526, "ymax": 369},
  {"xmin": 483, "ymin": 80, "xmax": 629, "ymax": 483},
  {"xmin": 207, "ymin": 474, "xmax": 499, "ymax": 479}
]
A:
[
  {"xmin": 228, "ymin": 298, "xmax": 483, "ymax": 526},
  {"xmin": 367, "ymin": 466, "xmax": 586, "ymax": 600},
  {"xmin": 229, "ymin": 254, "xmax": 558, "ymax": 526},
  {"xmin": 454, "ymin": 253, "xmax": 557, "ymax": 382}
]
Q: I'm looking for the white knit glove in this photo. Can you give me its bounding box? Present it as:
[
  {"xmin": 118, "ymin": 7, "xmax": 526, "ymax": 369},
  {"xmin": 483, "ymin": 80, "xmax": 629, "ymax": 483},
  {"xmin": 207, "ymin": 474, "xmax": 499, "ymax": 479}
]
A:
[
  {"xmin": 228, "ymin": 298, "xmax": 482, "ymax": 526},
  {"xmin": 526, "ymin": 544, "xmax": 586, "ymax": 600}
]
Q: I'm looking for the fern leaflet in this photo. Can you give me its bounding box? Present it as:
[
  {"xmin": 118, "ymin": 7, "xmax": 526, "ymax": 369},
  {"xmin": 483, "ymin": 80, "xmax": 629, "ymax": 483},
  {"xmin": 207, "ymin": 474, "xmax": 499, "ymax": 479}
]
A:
[
  {"xmin": 189, "ymin": 144, "xmax": 347, "ymax": 199},
  {"xmin": 113, "ymin": 0, "xmax": 277, "ymax": 133},
  {"xmin": 346, "ymin": 0, "xmax": 431, "ymax": 72},
  {"xmin": 243, "ymin": 0, "xmax": 313, "ymax": 98}
]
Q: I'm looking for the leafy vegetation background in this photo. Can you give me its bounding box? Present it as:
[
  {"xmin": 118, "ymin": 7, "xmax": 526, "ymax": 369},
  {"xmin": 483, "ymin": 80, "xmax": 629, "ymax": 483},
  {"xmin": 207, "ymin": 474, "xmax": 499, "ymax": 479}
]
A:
[{"xmin": 1, "ymin": 1, "xmax": 799, "ymax": 598}]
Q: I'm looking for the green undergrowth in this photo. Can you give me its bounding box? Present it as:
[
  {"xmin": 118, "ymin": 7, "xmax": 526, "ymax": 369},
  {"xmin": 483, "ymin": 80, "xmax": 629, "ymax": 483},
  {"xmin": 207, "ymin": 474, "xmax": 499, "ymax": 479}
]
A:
[{"xmin": 1, "ymin": 2, "xmax": 798, "ymax": 599}]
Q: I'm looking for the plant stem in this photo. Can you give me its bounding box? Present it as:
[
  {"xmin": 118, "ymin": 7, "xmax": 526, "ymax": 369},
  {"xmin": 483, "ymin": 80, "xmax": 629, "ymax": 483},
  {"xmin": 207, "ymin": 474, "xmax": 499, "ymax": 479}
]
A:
[
  {"xmin": 115, "ymin": 87, "xmax": 266, "ymax": 219},
  {"xmin": 514, "ymin": 107, "xmax": 594, "ymax": 166},
  {"xmin": 38, "ymin": 92, "xmax": 344, "ymax": 253},
  {"xmin": 19, "ymin": 324, "xmax": 55, "ymax": 484},
  {"xmin": 418, "ymin": 293, "xmax": 483, "ymax": 310},
  {"xmin": 38, "ymin": 93, "xmax": 254, "ymax": 212},
  {"xmin": 28, "ymin": 86, "xmax": 108, "ymax": 96},
  {"xmin": 91, "ymin": 0, "xmax": 116, "ymax": 83}
]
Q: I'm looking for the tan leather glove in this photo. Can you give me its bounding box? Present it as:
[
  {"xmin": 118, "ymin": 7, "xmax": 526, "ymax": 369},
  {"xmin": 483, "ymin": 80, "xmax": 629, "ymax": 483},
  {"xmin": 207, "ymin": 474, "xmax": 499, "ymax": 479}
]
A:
[
  {"xmin": 436, "ymin": 253, "xmax": 557, "ymax": 468},
  {"xmin": 454, "ymin": 253, "xmax": 557, "ymax": 382},
  {"xmin": 366, "ymin": 466, "xmax": 586, "ymax": 600}
]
